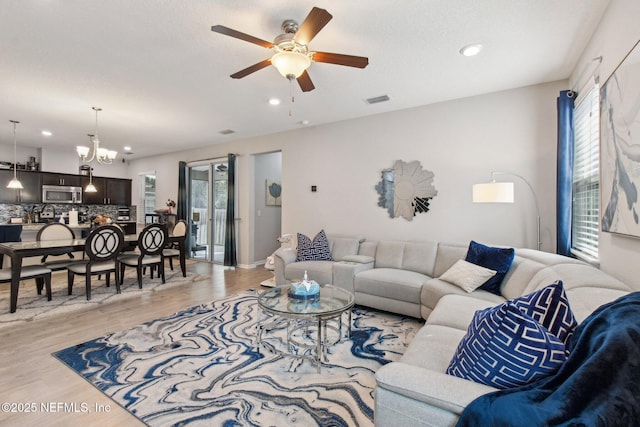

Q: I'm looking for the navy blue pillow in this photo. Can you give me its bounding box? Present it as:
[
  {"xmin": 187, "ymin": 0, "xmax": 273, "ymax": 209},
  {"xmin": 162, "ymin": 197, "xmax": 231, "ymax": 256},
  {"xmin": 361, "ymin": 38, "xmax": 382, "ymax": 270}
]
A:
[
  {"xmin": 465, "ymin": 240, "xmax": 515, "ymax": 295},
  {"xmin": 296, "ymin": 230, "xmax": 333, "ymax": 262},
  {"xmin": 446, "ymin": 301, "xmax": 567, "ymax": 389},
  {"xmin": 511, "ymin": 280, "xmax": 578, "ymax": 345}
]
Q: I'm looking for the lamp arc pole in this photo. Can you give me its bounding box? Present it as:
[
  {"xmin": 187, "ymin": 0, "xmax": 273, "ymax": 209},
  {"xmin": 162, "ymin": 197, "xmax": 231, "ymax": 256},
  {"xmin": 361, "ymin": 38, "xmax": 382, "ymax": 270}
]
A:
[{"xmin": 490, "ymin": 171, "xmax": 541, "ymax": 251}]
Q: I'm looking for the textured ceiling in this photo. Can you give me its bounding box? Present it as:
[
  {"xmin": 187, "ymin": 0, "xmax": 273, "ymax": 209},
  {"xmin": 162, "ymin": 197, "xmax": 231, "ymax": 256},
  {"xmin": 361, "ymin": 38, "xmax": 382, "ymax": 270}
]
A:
[{"xmin": 1, "ymin": 0, "xmax": 610, "ymax": 159}]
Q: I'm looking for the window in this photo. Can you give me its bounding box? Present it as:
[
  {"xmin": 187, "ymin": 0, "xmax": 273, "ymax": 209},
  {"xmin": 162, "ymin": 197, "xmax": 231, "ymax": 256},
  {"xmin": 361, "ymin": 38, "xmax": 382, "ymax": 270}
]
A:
[
  {"xmin": 139, "ymin": 173, "xmax": 156, "ymax": 223},
  {"xmin": 571, "ymin": 85, "xmax": 600, "ymax": 262}
]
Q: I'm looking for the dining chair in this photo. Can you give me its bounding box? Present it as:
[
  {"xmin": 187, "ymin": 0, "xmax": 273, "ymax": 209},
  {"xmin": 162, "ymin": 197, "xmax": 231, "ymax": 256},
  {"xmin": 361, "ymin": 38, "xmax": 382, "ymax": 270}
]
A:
[
  {"xmin": 119, "ymin": 223, "xmax": 168, "ymax": 289},
  {"xmin": 163, "ymin": 219, "xmax": 187, "ymax": 277},
  {"xmin": 67, "ymin": 224, "xmax": 125, "ymax": 300},
  {"xmin": 35, "ymin": 222, "xmax": 79, "ymax": 294},
  {"xmin": 0, "ymin": 265, "xmax": 53, "ymax": 308}
]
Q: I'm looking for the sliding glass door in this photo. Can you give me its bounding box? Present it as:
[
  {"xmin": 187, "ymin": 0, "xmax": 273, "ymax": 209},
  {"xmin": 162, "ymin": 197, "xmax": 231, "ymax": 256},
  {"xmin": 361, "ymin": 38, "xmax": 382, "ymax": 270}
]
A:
[{"xmin": 187, "ymin": 160, "xmax": 228, "ymax": 263}]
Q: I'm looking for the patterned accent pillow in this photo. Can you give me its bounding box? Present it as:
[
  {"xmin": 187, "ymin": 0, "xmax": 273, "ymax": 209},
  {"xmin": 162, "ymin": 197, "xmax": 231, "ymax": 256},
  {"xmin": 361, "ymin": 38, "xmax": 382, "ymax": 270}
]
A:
[
  {"xmin": 446, "ymin": 301, "xmax": 567, "ymax": 389},
  {"xmin": 465, "ymin": 240, "xmax": 515, "ymax": 296},
  {"xmin": 296, "ymin": 230, "xmax": 333, "ymax": 262},
  {"xmin": 511, "ymin": 280, "xmax": 577, "ymax": 345},
  {"xmin": 439, "ymin": 260, "xmax": 497, "ymax": 293}
]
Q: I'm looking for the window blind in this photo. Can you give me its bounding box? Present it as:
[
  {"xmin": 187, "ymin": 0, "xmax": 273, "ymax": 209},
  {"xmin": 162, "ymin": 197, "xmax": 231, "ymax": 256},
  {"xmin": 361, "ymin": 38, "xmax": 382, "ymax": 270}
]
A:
[{"xmin": 571, "ymin": 85, "xmax": 599, "ymax": 261}]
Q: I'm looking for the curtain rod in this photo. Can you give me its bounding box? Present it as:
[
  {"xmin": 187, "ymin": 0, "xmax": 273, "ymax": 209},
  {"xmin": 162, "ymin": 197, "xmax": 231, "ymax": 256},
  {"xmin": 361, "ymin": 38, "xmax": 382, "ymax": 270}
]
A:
[
  {"xmin": 188, "ymin": 153, "xmax": 240, "ymax": 164},
  {"xmin": 571, "ymin": 56, "xmax": 603, "ymax": 92}
]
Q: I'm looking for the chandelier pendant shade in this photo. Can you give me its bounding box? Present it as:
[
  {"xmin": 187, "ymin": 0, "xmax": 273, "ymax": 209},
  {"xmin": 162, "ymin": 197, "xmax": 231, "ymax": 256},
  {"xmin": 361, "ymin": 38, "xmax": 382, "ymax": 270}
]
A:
[
  {"xmin": 76, "ymin": 107, "xmax": 117, "ymax": 165},
  {"xmin": 7, "ymin": 120, "xmax": 23, "ymax": 190}
]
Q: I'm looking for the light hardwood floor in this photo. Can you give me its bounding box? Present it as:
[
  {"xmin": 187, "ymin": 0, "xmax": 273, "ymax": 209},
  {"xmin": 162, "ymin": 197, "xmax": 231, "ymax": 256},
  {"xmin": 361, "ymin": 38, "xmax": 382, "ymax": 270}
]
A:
[{"xmin": 0, "ymin": 260, "xmax": 271, "ymax": 426}]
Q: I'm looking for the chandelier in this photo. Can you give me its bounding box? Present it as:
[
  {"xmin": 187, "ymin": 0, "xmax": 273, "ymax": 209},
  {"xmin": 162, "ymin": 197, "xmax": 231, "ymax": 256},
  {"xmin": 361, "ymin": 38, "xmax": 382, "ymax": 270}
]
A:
[{"xmin": 76, "ymin": 107, "xmax": 117, "ymax": 164}]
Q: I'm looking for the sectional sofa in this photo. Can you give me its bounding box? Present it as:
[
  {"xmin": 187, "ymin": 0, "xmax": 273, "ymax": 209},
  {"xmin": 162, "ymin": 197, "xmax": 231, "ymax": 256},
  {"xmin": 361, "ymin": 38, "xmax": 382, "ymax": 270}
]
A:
[{"xmin": 273, "ymin": 233, "xmax": 634, "ymax": 426}]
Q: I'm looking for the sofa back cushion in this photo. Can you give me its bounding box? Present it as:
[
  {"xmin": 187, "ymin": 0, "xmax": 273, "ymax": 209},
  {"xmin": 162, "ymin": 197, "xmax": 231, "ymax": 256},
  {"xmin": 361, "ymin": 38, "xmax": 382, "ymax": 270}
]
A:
[
  {"xmin": 327, "ymin": 234, "xmax": 365, "ymax": 261},
  {"xmin": 374, "ymin": 240, "xmax": 438, "ymax": 276},
  {"xmin": 432, "ymin": 242, "xmax": 468, "ymax": 277}
]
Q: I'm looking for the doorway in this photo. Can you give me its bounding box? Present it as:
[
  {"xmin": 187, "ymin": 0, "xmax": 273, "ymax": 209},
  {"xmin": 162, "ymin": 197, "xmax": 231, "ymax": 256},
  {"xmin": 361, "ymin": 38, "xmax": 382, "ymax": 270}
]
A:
[{"xmin": 188, "ymin": 160, "xmax": 228, "ymax": 263}]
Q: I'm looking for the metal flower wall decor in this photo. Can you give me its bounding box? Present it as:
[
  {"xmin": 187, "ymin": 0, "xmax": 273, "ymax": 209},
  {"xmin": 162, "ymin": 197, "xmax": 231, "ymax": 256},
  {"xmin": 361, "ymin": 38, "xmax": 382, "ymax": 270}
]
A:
[{"xmin": 375, "ymin": 160, "xmax": 438, "ymax": 221}]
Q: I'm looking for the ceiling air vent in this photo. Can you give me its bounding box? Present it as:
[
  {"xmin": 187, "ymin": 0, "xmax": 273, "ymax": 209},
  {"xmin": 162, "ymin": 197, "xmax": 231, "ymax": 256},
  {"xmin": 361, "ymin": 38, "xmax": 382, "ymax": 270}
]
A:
[
  {"xmin": 365, "ymin": 95, "xmax": 390, "ymax": 105},
  {"xmin": 219, "ymin": 129, "xmax": 235, "ymax": 135}
]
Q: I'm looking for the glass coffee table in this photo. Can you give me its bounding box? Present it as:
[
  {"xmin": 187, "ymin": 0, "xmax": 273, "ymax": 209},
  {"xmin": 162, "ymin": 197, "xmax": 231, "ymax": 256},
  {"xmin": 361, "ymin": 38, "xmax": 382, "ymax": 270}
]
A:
[{"xmin": 256, "ymin": 284, "xmax": 355, "ymax": 372}]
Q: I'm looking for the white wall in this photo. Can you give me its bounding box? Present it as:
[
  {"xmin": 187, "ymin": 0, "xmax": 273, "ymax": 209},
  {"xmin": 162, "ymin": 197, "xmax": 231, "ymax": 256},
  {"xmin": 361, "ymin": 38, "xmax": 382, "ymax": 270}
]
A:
[
  {"xmin": 127, "ymin": 81, "xmax": 563, "ymax": 268},
  {"xmin": 253, "ymin": 152, "xmax": 282, "ymax": 263},
  {"xmin": 281, "ymin": 82, "xmax": 560, "ymax": 249},
  {"xmin": 569, "ymin": 0, "xmax": 640, "ymax": 288}
]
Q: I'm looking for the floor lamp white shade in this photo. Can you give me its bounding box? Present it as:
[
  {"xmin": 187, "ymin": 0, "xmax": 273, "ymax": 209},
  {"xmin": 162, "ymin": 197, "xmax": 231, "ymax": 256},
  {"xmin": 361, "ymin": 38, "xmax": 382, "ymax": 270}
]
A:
[
  {"xmin": 472, "ymin": 182, "xmax": 514, "ymax": 203},
  {"xmin": 472, "ymin": 172, "xmax": 541, "ymax": 251}
]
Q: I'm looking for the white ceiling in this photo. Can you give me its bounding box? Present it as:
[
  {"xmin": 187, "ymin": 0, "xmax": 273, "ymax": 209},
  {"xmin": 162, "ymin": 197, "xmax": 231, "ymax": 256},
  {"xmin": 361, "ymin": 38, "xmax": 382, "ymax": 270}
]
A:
[{"xmin": 1, "ymin": 0, "xmax": 610, "ymax": 160}]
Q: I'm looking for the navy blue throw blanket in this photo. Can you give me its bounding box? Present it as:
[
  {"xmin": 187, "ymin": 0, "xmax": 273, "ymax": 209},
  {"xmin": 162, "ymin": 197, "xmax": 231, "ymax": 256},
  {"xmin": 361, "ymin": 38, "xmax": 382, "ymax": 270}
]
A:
[{"xmin": 457, "ymin": 292, "xmax": 640, "ymax": 427}]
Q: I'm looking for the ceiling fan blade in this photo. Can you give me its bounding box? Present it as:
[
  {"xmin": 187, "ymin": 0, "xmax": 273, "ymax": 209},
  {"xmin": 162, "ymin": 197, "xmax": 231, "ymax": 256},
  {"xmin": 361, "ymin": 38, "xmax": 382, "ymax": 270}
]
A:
[
  {"xmin": 230, "ymin": 59, "xmax": 272, "ymax": 79},
  {"xmin": 294, "ymin": 7, "xmax": 333, "ymax": 45},
  {"xmin": 211, "ymin": 25, "xmax": 273, "ymax": 49},
  {"xmin": 312, "ymin": 51, "xmax": 369, "ymax": 68},
  {"xmin": 297, "ymin": 71, "xmax": 315, "ymax": 92}
]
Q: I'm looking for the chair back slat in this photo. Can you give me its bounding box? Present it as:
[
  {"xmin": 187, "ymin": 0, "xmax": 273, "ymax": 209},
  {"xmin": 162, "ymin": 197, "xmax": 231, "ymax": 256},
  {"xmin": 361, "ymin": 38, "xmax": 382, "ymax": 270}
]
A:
[
  {"xmin": 37, "ymin": 223, "xmax": 75, "ymax": 241},
  {"xmin": 138, "ymin": 223, "xmax": 168, "ymax": 256},
  {"xmin": 172, "ymin": 220, "xmax": 187, "ymax": 238},
  {"xmin": 85, "ymin": 225, "xmax": 125, "ymax": 262}
]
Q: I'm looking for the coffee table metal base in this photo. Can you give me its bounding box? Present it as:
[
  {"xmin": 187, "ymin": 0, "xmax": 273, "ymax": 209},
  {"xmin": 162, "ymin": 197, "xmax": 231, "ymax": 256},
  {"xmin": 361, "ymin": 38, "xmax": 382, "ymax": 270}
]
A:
[{"xmin": 256, "ymin": 309, "xmax": 352, "ymax": 373}]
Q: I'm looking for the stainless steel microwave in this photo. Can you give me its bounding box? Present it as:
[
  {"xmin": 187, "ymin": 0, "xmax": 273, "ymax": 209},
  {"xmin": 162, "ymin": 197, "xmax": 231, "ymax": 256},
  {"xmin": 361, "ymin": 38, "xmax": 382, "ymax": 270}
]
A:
[{"xmin": 42, "ymin": 185, "xmax": 83, "ymax": 204}]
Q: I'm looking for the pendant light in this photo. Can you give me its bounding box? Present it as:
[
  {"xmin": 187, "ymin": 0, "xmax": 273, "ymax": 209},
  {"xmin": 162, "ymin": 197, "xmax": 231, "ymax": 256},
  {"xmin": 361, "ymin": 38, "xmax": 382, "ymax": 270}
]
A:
[
  {"xmin": 84, "ymin": 134, "xmax": 97, "ymax": 193},
  {"xmin": 6, "ymin": 120, "xmax": 23, "ymax": 189}
]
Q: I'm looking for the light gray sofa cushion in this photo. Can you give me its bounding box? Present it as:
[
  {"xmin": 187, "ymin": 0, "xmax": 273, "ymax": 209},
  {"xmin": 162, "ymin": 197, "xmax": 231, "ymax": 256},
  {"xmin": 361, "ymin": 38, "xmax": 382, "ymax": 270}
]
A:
[
  {"xmin": 285, "ymin": 260, "xmax": 333, "ymax": 285},
  {"xmin": 356, "ymin": 268, "xmax": 427, "ymax": 303},
  {"xmin": 329, "ymin": 235, "xmax": 365, "ymax": 261},
  {"xmin": 374, "ymin": 241, "xmax": 438, "ymax": 276}
]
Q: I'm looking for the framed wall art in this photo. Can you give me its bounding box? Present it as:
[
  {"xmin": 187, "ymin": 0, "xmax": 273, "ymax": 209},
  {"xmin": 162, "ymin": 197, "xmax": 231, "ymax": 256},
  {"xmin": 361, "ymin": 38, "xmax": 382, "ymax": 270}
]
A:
[
  {"xmin": 266, "ymin": 180, "xmax": 282, "ymax": 206},
  {"xmin": 600, "ymin": 40, "xmax": 640, "ymax": 237}
]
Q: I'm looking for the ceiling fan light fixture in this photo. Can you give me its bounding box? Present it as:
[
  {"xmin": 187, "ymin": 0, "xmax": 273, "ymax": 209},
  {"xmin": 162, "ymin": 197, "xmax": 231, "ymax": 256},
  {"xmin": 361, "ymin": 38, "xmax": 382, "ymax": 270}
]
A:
[{"xmin": 271, "ymin": 51, "xmax": 311, "ymax": 79}]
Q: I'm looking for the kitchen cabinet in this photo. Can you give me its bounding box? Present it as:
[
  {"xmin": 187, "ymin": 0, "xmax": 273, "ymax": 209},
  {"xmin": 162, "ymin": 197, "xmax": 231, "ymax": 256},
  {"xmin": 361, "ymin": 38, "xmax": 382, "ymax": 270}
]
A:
[
  {"xmin": 106, "ymin": 178, "xmax": 132, "ymax": 205},
  {"xmin": 0, "ymin": 169, "xmax": 41, "ymax": 203},
  {"xmin": 41, "ymin": 172, "xmax": 81, "ymax": 187},
  {"xmin": 80, "ymin": 176, "xmax": 131, "ymax": 205}
]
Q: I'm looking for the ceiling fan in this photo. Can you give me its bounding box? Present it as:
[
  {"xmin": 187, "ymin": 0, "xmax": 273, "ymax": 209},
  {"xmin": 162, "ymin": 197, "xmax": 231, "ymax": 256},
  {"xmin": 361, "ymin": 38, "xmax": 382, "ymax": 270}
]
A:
[{"xmin": 211, "ymin": 7, "xmax": 369, "ymax": 92}]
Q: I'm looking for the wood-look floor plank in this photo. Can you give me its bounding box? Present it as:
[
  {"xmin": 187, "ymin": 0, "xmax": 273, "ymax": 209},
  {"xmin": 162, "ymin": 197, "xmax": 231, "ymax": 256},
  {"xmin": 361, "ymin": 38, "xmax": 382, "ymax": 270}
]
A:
[{"xmin": 0, "ymin": 261, "xmax": 271, "ymax": 426}]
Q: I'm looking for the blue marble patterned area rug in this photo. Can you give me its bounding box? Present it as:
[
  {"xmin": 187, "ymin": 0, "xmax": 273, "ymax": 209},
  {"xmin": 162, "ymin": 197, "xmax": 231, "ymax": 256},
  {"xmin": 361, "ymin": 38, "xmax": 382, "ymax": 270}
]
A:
[{"xmin": 53, "ymin": 289, "xmax": 422, "ymax": 426}]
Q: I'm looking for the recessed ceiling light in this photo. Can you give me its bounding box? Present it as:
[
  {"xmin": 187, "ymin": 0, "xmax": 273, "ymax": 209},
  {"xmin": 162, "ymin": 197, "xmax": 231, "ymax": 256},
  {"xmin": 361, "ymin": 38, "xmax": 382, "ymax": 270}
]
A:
[
  {"xmin": 299, "ymin": 120, "xmax": 310, "ymax": 126},
  {"xmin": 124, "ymin": 146, "xmax": 132, "ymax": 151},
  {"xmin": 268, "ymin": 98, "xmax": 281, "ymax": 106},
  {"xmin": 460, "ymin": 44, "xmax": 483, "ymax": 57},
  {"xmin": 41, "ymin": 130, "xmax": 52, "ymax": 136}
]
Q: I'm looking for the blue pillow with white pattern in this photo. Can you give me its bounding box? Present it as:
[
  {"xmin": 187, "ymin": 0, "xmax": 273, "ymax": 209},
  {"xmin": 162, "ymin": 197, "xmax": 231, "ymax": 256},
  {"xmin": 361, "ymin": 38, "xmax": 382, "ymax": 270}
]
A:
[
  {"xmin": 446, "ymin": 300, "xmax": 567, "ymax": 389},
  {"xmin": 296, "ymin": 230, "xmax": 333, "ymax": 262},
  {"xmin": 511, "ymin": 280, "xmax": 577, "ymax": 345}
]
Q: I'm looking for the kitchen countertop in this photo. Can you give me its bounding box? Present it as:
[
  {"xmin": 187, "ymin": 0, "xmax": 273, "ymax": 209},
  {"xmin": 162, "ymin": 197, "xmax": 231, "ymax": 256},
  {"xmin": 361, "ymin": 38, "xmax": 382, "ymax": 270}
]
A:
[{"xmin": 5, "ymin": 223, "xmax": 93, "ymax": 231}]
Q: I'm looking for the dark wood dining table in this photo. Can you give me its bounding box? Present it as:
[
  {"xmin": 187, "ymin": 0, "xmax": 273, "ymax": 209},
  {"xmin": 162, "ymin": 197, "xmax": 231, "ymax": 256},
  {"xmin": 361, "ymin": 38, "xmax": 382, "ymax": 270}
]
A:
[{"xmin": 0, "ymin": 234, "xmax": 185, "ymax": 313}]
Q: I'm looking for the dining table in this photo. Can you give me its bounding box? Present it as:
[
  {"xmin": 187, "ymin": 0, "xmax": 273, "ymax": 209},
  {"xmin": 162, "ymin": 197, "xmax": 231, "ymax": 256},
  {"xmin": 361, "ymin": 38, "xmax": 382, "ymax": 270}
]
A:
[{"xmin": 0, "ymin": 233, "xmax": 185, "ymax": 313}]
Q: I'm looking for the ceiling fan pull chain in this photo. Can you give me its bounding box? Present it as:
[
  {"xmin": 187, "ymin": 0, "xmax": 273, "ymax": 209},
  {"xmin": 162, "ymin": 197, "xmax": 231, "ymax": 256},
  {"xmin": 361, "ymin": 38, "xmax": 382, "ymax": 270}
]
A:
[{"xmin": 289, "ymin": 76, "xmax": 295, "ymax": 117}]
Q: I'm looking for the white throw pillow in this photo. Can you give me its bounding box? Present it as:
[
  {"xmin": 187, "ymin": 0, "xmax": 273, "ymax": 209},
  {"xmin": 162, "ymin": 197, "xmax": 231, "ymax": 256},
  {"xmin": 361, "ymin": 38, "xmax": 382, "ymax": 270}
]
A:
[{"xmin": 440, "ymin": 259, "xmax": 497, "ymax": 293}]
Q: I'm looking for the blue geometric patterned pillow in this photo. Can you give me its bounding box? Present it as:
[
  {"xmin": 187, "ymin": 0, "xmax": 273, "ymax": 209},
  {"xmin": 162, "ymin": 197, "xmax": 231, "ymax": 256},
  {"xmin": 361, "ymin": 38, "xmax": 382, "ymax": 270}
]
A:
[
  {"xmin": 296, "ymin": 230, "xmax": 333, "ymax": 262},
  {"xmin": 465, "ymin": 240, "xmax": 515, "ymax": 296},
  {"xmin": 511, "ymin": 280, "xmax": 577, "ymax": 345},
  {"xmin": 446, "ymin": 301, "xmax": 567, "ymax": 389}
]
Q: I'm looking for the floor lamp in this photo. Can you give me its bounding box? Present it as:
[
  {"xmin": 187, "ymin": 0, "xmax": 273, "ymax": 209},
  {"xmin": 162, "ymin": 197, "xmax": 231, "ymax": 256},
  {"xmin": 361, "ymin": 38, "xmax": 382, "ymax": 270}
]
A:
[{"xmin": 472, "ymin": 171, "xmax": 541, "ymax": 251}]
